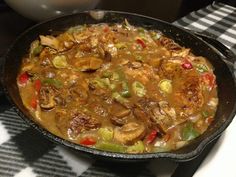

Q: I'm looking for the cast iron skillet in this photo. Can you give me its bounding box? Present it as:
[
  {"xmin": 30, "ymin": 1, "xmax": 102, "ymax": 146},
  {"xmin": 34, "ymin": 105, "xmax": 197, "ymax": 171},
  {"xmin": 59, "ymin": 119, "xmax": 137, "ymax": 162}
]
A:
[{"xmin": 1, "ymin": 11, "xmax": 236, "ymax": 162}]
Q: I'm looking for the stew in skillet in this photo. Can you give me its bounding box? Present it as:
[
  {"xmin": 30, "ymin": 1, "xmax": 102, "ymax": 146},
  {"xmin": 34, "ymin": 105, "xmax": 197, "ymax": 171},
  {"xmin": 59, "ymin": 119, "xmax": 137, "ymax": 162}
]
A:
[{"xmin": 17, "ymin": 20, "xmax": 218, "ymax": 153}]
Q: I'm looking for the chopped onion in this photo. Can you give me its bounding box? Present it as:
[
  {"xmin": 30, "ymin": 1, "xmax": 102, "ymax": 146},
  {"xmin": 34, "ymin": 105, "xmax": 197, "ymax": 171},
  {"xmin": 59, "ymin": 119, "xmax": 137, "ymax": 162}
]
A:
[
  {"xmin": 207, "ymin": 98, "xmax": 218, "ymax": 108},
  {"xmin": 176, "ymin": 141, "xmax": 187, "ymax": 149}
]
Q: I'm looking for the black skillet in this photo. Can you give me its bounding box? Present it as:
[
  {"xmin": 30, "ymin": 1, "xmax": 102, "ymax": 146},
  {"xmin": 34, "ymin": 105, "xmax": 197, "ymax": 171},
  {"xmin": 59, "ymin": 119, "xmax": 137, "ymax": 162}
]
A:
[{"xmin": 1, "ymin": 11, "xmax": 236, "ymax": 162}]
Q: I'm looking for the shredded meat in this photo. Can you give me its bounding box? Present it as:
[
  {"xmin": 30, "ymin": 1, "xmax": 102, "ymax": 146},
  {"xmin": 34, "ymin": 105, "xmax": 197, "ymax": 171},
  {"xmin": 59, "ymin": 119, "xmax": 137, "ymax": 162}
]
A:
[
  {"xmin": 68, "ymin": 112, "xmax": 101, "ymax": 138},
  {"xmin": 159, "ymin": 37, "xmax": 181, "ymax": 51}
]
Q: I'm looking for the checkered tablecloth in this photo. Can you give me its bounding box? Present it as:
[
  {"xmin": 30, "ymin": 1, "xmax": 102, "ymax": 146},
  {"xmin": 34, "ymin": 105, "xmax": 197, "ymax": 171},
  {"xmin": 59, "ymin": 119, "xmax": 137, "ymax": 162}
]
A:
[{"xmin": 0, "ymin": 2, "xmax": 236, "ymax": 177}]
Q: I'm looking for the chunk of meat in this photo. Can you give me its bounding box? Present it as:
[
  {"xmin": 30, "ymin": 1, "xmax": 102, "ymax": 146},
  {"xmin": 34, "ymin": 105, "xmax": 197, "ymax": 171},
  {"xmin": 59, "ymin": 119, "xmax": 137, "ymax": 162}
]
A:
[
  {"xmin": 69, "ymin": 82, "xmax": 89, "ymax": 104},
  {"xmin": 159, "ymin": 59, "xmax": 183, "ymax": 80},
  {"xmin": 174, "ymin": 76, "xmax": 204, "ymax": 115},
  {"xmin": 134, "ymin": 98, "xmax": 177, "ymax": 132},
  {"xmin": 75, "ymin": 57, "xmax": 103, "ymax": 71},
  {"xmin": 40, "ymin": 35, "xmax": 59, "ymax": 50},
  {"xmin": 150, "ymin": 102, "xmax": 177, "ymax": 131},
  {"xmin": 39, "ymin": 86, "xmax": 56, "ymax": 110},
  {"xmin": 55, "ymin": 110, "xmax": 69, "ymax": 135},
  {"xmin": 124, "ymin": 64, "xmax": 158, "ymax": 84},
  {"xmin": 133, "ymin": 108, "xmax": 152, "ymax": 127},
  {"xmin": 68, "ymin": 112, "xmax": 101, "ymax": 138},
  {"xmin": 114, "ymin": 122, "xmax": 146, "ymax": 145},
  {"xmin": 89, "ymin": 103, "xmax": 108, "ymax": 117},
  {"xmin": 57, "ymin": 32, "xmax": 75, "ymax": 51},
  {"xmin": 97, "ymin": 45, "xmax": 112, "ymax": 61}
]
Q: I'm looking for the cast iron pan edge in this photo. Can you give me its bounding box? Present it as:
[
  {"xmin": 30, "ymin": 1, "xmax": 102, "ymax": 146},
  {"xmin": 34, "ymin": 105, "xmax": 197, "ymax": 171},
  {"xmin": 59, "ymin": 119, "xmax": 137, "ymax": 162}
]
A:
[{"xmin": 2, "ymin": 10, "xmax": 236, "ymax": 162}]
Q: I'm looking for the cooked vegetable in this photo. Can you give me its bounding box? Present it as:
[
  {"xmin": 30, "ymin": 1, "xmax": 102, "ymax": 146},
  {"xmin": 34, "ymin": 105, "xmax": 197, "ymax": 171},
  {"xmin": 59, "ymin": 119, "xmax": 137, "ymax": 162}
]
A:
[
  {"xmin": 98, "ymin": 127, "xmax": 114, "ymax": 141},
  {"xmin": 18, "ymin": 72, "xmax": 29, "ymax": 85},
  {"xmin": 127, "ymin": 141, "xmax": 145, "ymax": 153},
  {"xmin": 182, "ymin": 123, "xmax": 200, "ymax": 141},
  {"xmin": 40, "ymin": 35, "xmax": 59, "ymax": 50},
  {"xmin": 146, "ymin": 130, "xmax": 158, "ymax": 144},
  {"xmin": 132, "ymin": 81, "xmax": 146, "ymax": 97},
  {"xmin": 196, "ymin": 64, "xmax": 208, "ymax": 73},
  {"xmin": 18, "ymin": 22, "xmax": 218, "ymax": 153},
  {"xmin": 96, "ymin": 141, "xmax": 125, "ymax": 152},
  {"xmin": 114, "ymin": 122, "xmax": 146, "ymax": 145},
  {"xmin": 42, "ymin": 78, "xmax": 63, "ymax": 88},
  {"xmin": 202, "ymin": 111, "xmax": 209, "ymax": 118},
  {"xmin": 34, "ymin": 79, "xmax": 41, "ymax": 92},
  {"xmin": 80, "ymin": 137, "xmax": 96, "ymax": 146},
  {"xmin": 52, "ymin": 55, "xmax": 68, "ymax": 69},
  {"xmin": 181, "ymin": 59, "xmax": 193, "ymax": 69},
  {"xmin": 115, "ymin": 42, "xmax": 127, "ymax": 49},
  {"xmin": 135, "ymin": 55, "xmax": 144, "ymax": 62},
  {"xmin": 136, "ymin": 38, "xmax": 146, "ymax": 48},
  {"xmin": 158, "ymin": 79, "xmax": 172, "ymax": 94},
  {"xmin": 112, "ymin": 92, "xmax": 128, "ymax": 104},
  {"xmin": 91, "ymin": 77, "xmax": 115, "ymax": 90},
  {"xmin": 75, "ymin": 57, "xmax": 103, "ymax": 71},
  {"xmin": 120, "ymin": 81, "xmax": 131, "ymax": 97},
  {"xmin": 201, "ymin": 72, "xmax": 215, "ymax": 91},
  {"xmin": 30, "ymin": 40, "xmax": 43, "ymax": 57},
  {"xmin": 30, "ymin": 96, "xmax": 38, "ymax": 109}
]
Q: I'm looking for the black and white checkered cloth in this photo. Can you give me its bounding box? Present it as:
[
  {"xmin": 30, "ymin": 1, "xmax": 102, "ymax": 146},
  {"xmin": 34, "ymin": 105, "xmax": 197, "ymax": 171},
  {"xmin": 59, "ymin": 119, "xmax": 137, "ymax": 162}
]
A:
[{"xmin": 0, "ymin": 2, "xmax": 235, "ymax": 177}]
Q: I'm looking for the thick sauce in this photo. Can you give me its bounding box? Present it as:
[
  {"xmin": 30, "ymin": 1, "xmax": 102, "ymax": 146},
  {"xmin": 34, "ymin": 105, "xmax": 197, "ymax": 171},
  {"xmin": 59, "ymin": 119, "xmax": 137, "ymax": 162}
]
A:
[{"xmin": 17, "ymin": 21, "xmax": 218, "ymax": 153}]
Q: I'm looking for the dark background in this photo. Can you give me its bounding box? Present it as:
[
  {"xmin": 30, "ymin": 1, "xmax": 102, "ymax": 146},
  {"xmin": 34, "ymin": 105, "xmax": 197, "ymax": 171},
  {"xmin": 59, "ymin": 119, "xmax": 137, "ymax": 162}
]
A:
[{"xmin": 98, "ymin": 0, "xmax": 235, "ymax": 22}]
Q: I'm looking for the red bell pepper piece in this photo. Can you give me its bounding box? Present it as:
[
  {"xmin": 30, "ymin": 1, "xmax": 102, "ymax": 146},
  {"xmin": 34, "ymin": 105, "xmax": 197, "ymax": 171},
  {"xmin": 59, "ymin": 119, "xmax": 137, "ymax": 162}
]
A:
[
  {"xmin": 80, "ymin": 137, "xmax": 96, "ymax": 146},
  {"xmin": 34, "ymin": 79, "xmax": 41, "ymax": 92},
  {"xmin": 30, "ymin": 97, "xmax": 37, "ymax": 109},
  {"xmin": 206, "ymin": 117, "xmax": 214, "ymax": 125},
  {"xmin": 202, "ymin": 72, "xmax": 215, "ymax": 90},
  {"xmin": 163, "ymin": 133, "xmax": 171, "ymax": 142},
  {"xmin": 146, "ymin": 130, "xmax": 158, "ymax": 144},
  {"xmin": 103, "ymin": 26, "xmax": 110, "ymax": 32},
  {"xmin": 136, "ymin": 38, "xmax": 146, "ymax": 48},
  {"xmin": 18, "ymin": 72, "xmax": 29, "ymax": 85},
  {"xmin": 181, "ymin": 59, "xmax": 193, "ymax": 69}
]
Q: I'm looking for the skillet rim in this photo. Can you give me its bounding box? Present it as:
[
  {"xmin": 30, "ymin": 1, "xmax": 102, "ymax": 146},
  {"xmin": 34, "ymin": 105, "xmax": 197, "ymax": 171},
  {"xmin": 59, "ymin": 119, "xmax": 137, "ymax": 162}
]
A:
[{"xmin": 2, "ymin": 10, "xmax": 236, "ymax": 161}]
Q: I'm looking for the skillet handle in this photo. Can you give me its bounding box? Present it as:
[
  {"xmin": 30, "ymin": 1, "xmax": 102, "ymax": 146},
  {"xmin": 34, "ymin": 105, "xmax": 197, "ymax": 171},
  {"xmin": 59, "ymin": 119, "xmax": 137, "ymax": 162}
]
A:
[{"xmin": 190, "ymin": 31, "xmax": 236, "ymax": 75}]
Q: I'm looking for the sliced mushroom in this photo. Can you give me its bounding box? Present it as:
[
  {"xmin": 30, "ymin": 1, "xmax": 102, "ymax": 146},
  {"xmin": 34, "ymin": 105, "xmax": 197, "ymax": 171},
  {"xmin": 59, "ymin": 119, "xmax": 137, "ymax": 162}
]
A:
[
  {"xmin": 110, "ymin": 116, "xmax": 127, "ymax": 126},
  {"xmin": 110, "ymin": 106, "xmax": 131, "ymax": 126},
  {"xmin": 39, "ymin": 86, "xmax": 56, "ymax": 110},
  {"xmin": 130, "ymin": 61, "xmax": 142, "ymax": 69},
  {"xmin": 114, "ymin": 109, "xmax": 131, "ymax": 118},
  {"xmin": 114, "ymin": 122, "xmax": 146, "ymax": 145},
  {"xmin": 75, "ymin": 57, "xmax": 103, "ymax": 71},
  {"xmin": 40, "ymin": 35, "xmax": 59, "ymax": 50},
  {"xmin": 97, "ymin": 43, "xmax": 117, "ymax": 61}
]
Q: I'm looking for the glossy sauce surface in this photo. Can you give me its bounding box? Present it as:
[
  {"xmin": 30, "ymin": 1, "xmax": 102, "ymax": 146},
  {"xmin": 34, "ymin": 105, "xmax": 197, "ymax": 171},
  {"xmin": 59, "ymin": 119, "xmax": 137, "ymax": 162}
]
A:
[{"xmin": 17, "ymin": 22, "xmax": 218, "ymax": 153}]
